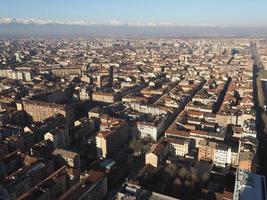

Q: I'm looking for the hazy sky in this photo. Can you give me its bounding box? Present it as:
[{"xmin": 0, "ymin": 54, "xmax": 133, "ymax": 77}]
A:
[{"xmin": 1, "ymin": 0, "xmax": 267, "ymax": 27}]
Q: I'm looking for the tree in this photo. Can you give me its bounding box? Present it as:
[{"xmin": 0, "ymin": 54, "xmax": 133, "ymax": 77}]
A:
[
  {"xmin": 231, "ymin": 48, "xmax": 239, "ymax": 55},
  {"xmin": 129, "ymin": 138, "xmax": 148, "ymax": 155}
]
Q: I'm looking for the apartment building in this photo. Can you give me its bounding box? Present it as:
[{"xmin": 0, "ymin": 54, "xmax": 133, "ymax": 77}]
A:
[
  {"xmin": 59, "ymin": 170, "xmax": 108, "ymax": 200},
  {"xmin": 167, "ymin": 137, "xmax": 191, "ymax": 157},
  {"xmin": 52, "ymin": 149, "xmax": 80, "ymax": 169},
  {"xmin": 0, "ymin": 69, "xmax": 32, "ymax": 81},
  {"xmin": 198, "ymin": 140, "xmax": 217, "ymax": 162},
  {"xmin": 52, "ymin": 67, "xmax": 82, "ymax": 77},
  {"xmin": 92, "ymin": 92, "xmax": 118, "ymax": 103},
  {"xmin": 213, "ymin": 144, "xmax": 232, "ymax": 168},
  {"xmin": 44, "ymin": 126, "xmax": 69, "ymax": 149},
  {"xmin": 96, "ymin": 118, "xmax": 128, "ymax": 158},
  {"xmin": 20, "ymin": 99, "xmax": 75, "ymax": 127},
  {"xmin": 145, "ymin": 140, "xmax": 169, "ymax": 168}
]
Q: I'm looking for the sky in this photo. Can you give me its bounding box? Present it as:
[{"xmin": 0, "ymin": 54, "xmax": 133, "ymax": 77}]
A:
[{"xmin": 0, "ymin": 0, "xmax": 267, "ymax": 27}]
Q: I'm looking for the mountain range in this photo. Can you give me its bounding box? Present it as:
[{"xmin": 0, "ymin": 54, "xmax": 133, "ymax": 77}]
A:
[{"xmin": 0, "ymin": 17, "xmax": 267, "ymax": 37}]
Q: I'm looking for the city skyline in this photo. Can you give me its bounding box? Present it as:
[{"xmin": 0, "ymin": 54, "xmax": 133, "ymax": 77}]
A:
[{"xmin": 1, "ymin": 2, "xmax": 267, "ymax": 200}]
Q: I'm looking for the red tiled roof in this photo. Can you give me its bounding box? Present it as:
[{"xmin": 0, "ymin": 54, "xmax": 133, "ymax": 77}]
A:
[{"xmin": 190, "ymin": 129, "xmax": 208, "ymax": 136}]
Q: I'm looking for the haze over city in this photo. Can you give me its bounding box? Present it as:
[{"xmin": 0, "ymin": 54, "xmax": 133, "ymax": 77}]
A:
[
  {"xmin": 1, "ymin": 1, "xmax": 267, "ymax": 200},
  {"xmin": 1, "ymin": 0, "xmax": 267, "ymax": 36}
]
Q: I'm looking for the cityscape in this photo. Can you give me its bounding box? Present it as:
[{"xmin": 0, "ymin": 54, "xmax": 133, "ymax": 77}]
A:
[{"xmin": 1, "ymin": 1, "xmax": 267, "ymax": 200}]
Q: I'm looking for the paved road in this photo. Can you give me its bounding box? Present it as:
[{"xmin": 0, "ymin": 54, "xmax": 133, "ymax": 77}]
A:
[
  {"xmin": 251, "ymin": 43, "xmax": 267, "ymax": 175},
  {"xmin": 251, "ymin": 44, "xmax": 267, "ymax": 130}
]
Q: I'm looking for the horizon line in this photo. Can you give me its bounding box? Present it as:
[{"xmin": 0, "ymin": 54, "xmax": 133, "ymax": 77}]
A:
[{"xmin": 1, "ymin": 17, "xmax": 267, "ymax": 28}]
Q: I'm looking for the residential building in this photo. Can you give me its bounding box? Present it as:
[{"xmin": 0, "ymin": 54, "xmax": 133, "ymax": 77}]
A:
[
  {"xmin": 198, "ymin": 140, "xmax": 217, "ymax": 162},
  {"xmin": 145, "ymin": 140, "xmax": 169, "ymax": 167},
  {"xmin": 20, "ymin": 99, "xmax": 75, "ymax": 127},
  {"xmin": 59, "ymin": 170, "xmax": 108, "ymax": 200},
  {"xmin": 167, "ymin": 137, "xmax": 191, "ymax": 157},
  {"xmin": 52, "ymin": 149, "xmax": 80, "ymax": 169},
  {"xmin": 96, "ymin": 118, "xmax": 128, "ymax": 158},
  {"xmin": 213, "ymin": 144, "xmax": 232, "ymax": 167},
  {"xmin": 44, "ymin": 126, "xmax": 69, "ymax": 149}
]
